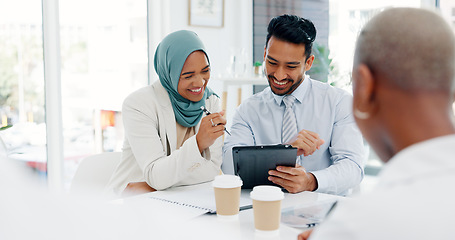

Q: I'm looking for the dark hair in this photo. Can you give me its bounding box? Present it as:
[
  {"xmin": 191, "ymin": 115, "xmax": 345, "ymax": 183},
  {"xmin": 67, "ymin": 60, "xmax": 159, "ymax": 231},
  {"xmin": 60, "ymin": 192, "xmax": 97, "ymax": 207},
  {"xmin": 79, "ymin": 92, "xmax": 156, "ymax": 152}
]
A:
[{"xmin": 266, "ymin": 14, "xmax": 316, "ymax": 59}]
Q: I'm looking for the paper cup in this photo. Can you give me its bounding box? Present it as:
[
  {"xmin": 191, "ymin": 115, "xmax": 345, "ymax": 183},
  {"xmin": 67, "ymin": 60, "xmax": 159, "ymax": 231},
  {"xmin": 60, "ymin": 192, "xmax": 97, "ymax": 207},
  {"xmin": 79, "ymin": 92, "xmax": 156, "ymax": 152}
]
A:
[
  {"xmin": 250, "ymin": 185, "xmax": 284, "ymax": 233},
  {"xmin": 212, "ymin": 175, "xmax": 243, "ymax": 218}
]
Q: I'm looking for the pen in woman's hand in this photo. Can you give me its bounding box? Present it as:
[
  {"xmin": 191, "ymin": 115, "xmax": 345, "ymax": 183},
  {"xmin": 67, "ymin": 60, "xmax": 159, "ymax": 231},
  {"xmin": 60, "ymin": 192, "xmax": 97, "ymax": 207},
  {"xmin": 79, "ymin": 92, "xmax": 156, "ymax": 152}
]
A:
[{"xmin": 200, "ymin": 106, "xmax": 231, "ymax": 136}]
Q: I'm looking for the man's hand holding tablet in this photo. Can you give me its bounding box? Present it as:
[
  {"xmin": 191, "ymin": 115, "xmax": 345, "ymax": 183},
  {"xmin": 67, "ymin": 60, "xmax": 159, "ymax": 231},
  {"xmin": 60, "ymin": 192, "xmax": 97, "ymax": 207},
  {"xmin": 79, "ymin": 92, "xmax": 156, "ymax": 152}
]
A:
[{"xmin": 270, "ymin": 129, "xmax": 324, "ymax": 193}]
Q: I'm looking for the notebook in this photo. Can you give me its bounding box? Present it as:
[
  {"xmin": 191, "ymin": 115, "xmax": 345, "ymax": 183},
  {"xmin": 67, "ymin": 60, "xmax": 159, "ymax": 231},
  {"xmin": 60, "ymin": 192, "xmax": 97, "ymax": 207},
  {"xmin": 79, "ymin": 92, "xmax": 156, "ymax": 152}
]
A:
[
  {"xmin": 144, "ymin": 182, "xmax": 252, "ymax": 215},
  {"xmin": 232, "ymin": 144, "xmax": 298, "ymax": 189}
]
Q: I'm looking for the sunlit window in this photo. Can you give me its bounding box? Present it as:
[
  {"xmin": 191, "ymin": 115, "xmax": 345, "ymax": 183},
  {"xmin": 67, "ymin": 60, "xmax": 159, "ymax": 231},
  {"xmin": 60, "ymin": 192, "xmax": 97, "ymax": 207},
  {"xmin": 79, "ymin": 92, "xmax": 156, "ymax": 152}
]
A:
[
  {"xmin": 59, "ymin": 0, "xmax": 148, "ymax": 188},
  {"xmin": 329, "ymin": 0, "xmax": 432, "ymax": 178},
  {"xmin": 0, "ymin": 0, "xmax": 46, "ymax": 175}
]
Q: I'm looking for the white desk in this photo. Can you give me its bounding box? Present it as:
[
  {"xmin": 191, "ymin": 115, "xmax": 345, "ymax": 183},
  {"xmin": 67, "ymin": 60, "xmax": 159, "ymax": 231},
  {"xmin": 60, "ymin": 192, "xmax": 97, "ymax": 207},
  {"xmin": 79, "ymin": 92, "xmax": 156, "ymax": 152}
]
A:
[
  {"xmin": 177, "ymin": 192, "xmax": 338, "ymax": 240},
  {"xmin": 119, "ymin": 182, "xmax": 340, "ymax": 240}
]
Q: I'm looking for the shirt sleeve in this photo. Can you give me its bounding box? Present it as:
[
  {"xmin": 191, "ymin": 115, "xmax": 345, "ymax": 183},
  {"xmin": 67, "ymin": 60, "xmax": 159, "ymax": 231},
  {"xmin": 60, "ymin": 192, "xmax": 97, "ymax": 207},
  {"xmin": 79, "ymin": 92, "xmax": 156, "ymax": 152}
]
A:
[
  {"xmin": 222, "ymin": 104, "xmax": 256, "ymax": 174},
  {"xmin": 310, "ymin": 93, "xmax": 366, "ymax": 195}
]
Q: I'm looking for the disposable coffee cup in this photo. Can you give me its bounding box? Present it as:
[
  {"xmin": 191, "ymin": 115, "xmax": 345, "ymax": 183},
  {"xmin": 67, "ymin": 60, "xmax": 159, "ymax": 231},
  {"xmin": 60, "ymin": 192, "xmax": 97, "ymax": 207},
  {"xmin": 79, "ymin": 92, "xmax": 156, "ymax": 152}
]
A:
[
  {"xmin": 212, "ymin": 175, "xmax": 243, "ymax": 219},
  {"xmin": 250, "ymin": 185, "xmax": 284, "ymax": 234}
]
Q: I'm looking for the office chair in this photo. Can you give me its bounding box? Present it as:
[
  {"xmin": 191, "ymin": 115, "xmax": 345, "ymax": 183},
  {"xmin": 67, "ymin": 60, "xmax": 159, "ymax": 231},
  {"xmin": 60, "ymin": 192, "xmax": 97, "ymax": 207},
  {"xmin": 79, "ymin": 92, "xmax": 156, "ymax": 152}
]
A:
[{"xmin": 70, "ymin": 152, "xmax": 121, "ymax": 195}]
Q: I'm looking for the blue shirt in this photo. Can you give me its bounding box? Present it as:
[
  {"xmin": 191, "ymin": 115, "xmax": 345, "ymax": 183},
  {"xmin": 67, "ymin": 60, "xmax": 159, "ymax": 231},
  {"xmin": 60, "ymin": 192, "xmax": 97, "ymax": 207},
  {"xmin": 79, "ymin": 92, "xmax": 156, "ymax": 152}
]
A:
[{"xmin": 222, "ymin": 76, "xmax": 366, "ymax": 195}]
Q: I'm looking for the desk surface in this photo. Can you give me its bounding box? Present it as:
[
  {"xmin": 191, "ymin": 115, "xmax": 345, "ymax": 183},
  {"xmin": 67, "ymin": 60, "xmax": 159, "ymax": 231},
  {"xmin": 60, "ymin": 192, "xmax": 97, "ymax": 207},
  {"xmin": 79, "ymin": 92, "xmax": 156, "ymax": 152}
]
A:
[{"xmin": 119, "ymin": 182, "xmax": 340, "ymax": 240}]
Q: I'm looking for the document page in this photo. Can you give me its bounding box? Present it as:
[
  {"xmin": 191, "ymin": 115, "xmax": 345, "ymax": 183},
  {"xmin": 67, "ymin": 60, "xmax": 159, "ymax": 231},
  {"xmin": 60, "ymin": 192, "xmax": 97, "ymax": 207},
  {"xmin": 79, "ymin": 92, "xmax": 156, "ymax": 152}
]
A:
[
  {"xmin": 281, "ymin": 199, "xmax": 338, "ymax": 229},
  {"xmin": 140, "ymin": 182, "xmax": 252, "ymax": 215}
]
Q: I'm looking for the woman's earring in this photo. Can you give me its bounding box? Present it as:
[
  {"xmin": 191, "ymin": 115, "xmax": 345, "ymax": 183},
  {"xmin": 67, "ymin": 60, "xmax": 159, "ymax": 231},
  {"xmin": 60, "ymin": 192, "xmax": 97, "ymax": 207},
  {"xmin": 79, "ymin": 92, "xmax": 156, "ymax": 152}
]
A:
[{"xmin": 354, "ymin": 108, "xmax": 370, "ymax": 120}]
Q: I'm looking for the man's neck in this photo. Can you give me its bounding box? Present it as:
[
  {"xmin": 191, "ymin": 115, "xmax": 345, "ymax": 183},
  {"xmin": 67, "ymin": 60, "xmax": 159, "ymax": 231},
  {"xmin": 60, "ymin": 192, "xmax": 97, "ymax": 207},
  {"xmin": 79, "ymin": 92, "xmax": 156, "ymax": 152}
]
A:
[{"xmin": 384, "ymin": 95, "xmax": 455, "ymax": 155}]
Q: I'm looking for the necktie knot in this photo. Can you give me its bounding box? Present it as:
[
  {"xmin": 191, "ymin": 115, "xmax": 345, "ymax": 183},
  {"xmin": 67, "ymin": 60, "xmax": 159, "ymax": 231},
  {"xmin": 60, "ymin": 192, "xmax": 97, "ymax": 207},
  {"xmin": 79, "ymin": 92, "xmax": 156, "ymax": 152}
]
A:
[{"xmin": 283, "ymin": 95, "xmax": 296, "ymax": 108}]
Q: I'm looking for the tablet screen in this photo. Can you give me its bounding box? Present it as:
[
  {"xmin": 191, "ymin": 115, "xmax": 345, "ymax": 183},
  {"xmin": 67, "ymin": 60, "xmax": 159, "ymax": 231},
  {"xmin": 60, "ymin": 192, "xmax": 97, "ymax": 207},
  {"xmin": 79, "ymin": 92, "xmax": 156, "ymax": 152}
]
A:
[{"xmin": 232, "ymin": 144, "xmax": 297, "ymax": 189}]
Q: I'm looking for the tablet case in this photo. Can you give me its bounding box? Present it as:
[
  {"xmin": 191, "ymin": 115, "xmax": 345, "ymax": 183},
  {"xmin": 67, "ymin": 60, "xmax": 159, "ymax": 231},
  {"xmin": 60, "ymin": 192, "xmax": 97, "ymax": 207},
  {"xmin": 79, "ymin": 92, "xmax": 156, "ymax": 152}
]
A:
[{"xmin": 232, "ymin": 144, "xmax": 298, "ymax": 189}]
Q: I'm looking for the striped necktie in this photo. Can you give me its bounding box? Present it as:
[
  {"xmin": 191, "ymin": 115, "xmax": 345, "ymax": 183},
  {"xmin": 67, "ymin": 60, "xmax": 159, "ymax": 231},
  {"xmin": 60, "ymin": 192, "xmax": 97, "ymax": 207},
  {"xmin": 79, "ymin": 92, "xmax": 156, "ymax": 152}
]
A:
[{"xmin": 281, "ymin": 95, "xmax": 298, "ymax": 144}]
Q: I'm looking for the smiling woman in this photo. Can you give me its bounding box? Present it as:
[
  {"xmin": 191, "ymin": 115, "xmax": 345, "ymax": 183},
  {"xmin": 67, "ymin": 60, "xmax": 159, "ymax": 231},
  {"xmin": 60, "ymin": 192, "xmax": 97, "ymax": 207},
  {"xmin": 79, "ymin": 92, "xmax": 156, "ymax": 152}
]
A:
[
  {"xmin": 178, "ymin": 51, "xmax": 211, "ymax": 102},
  {"xmin": 104, "ymin": 30, "xmax": 226, "ymax": 197}
]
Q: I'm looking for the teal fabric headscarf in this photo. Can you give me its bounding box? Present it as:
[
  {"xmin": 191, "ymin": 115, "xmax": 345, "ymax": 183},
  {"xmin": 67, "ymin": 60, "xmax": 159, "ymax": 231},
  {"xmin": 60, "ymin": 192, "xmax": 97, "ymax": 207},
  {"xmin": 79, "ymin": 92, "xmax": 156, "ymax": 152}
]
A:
[{"xmin": 154, "ymin": 30, "xmax": 217, "ymax": 127}]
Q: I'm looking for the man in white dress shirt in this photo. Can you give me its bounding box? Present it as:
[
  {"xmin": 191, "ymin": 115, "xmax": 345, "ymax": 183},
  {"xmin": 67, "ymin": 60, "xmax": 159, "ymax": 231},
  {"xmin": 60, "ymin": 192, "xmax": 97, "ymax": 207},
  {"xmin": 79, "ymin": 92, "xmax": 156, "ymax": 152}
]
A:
[
  {"xmin": 299, "ymin": 7, "xmax": 455, "ymax": 240},
  {"xmin": 223, "ymin": 14, "xmax": 365, "ymax": 195}
]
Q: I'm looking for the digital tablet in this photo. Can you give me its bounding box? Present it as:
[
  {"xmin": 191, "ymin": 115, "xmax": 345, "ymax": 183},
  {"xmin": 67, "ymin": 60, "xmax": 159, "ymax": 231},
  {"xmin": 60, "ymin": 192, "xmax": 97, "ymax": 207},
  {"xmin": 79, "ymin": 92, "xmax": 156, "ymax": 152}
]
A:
[{"xmin": 232, "ymin": 144, "xmax": 298, "ymax": 189}]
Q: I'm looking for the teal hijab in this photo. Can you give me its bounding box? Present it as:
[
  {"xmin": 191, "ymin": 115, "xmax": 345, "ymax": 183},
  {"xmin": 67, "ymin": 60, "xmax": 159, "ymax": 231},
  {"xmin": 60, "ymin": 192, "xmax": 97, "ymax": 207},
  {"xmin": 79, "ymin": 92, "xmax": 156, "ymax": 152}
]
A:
[{"xmin": 154, "ymin": 30, "xmax": 217, "ymax": 127}]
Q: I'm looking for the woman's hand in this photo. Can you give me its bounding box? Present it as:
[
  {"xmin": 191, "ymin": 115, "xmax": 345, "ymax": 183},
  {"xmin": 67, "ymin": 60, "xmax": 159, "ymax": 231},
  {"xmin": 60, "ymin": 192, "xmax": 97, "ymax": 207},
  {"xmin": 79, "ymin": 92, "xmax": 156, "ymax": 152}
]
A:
[
  {"xmin": 196, "ymin": 110, "xmax": 226, "ymax": 153},
  {"xmin": 298, "ymin": 229, "xmax": 314, "ymax": 240},
  {"xmin": 121, "ymin": 181, "xmax": 156, "ymax": 197}
]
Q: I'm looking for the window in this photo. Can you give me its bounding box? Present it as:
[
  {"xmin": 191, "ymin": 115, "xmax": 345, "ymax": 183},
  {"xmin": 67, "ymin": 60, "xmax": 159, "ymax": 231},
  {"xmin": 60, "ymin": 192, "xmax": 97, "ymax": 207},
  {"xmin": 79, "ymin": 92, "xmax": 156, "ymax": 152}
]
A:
[
  {"xmin": 59, "ymin": 0, "xmax": 148, "ymax": 188},
  {"xmin": 440, "ymin": 0, "xmax": 455, "ymax": 33},
  {"xmin": 0, "ymin": 0, "xmax": 148, "ymax": 190},
  {"xmin": 0, "ymin": 0, "xmax": 47, "ymax": 177},
  {"xmin": 329, "ymin": 0, "xmax": 428, "ymax": 174},
  {"xmin": 439, "ymin": 0, "xmax": 455, "ymax": 119}
]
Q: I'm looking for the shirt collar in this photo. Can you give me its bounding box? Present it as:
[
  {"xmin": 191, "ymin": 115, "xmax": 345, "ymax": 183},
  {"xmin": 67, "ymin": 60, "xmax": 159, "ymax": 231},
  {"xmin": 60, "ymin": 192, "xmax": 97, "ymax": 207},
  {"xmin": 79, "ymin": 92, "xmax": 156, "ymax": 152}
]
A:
[{"xmin": 272, "ymin": 74, "xmax": 310, "ymax": 106}]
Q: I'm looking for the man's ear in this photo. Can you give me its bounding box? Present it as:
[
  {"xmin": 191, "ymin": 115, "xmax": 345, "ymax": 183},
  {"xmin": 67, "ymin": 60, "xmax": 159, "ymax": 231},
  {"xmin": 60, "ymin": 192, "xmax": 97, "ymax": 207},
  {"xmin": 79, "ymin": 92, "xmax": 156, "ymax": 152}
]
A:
[
  {"xmin": 304, "ymin": 55, "xmax": 315, "ymax": 71},
  {"xmin": 263, "ymin": 46, "xmax": 267, "ymax": 61},
  {"xmin": 352, "ymin": 64, "xmax": 376, "ymax": 115}
]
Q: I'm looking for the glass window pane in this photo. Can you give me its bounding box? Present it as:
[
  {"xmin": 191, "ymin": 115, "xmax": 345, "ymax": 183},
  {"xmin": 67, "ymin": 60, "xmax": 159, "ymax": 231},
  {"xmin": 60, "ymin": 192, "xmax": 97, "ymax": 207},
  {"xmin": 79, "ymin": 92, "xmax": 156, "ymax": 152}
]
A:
[
  {"xmin": 329, "ymin": 0, "xmax": 424, "ymax": 178},
  {"xmin": 0, "ymin": 0, "xmax": 47, "ymax": 180},
  {"xmin": 329, "ymin": 0, "xmax": 423, "ymax": 90},
  {"xmin": 59, "ymin": 0, "xmax": 148, "ymax": 189},
  {"xmin": 439, "ymin": 0, "xmax": 455, "ymax": 118},
  {"xmin": 440, "ymin": 0, "xmax": 455, "ymax": 41}
]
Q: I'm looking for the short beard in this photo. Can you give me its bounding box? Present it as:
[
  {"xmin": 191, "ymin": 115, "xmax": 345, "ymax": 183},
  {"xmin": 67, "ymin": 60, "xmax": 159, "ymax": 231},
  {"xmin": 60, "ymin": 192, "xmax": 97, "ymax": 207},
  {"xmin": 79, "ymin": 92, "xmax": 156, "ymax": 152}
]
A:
[{"xmin": 268, "ymin": 75, "xmax": 304, "ymax": 96}]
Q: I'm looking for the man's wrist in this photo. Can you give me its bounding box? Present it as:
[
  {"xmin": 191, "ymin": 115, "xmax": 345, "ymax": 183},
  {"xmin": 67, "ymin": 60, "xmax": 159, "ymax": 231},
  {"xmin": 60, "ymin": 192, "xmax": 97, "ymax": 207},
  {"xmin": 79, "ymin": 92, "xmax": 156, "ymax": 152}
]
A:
[{"xmin": 308, "ymin": 172, "xmax": 318, "ymax": 191}]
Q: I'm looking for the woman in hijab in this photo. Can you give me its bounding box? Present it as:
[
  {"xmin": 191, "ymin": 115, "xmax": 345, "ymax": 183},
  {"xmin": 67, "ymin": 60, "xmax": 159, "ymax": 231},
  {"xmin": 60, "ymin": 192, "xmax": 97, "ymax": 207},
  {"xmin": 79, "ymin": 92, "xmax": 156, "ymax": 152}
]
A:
[{"xmin": 105, "ymin": 30, "xmax": 225, "ymax": 196}]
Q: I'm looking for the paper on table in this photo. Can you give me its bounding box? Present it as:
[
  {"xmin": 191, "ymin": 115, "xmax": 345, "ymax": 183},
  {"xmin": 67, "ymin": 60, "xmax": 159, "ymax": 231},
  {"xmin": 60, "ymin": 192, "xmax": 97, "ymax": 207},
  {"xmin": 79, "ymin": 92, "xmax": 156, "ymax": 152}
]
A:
[
  {"xmin": 143, "ymin": 182, "xmax": 252, "ymax": 216},
  {"xmin": 281, "ymin": 199, "xmax": 337, "ymax": 228}
]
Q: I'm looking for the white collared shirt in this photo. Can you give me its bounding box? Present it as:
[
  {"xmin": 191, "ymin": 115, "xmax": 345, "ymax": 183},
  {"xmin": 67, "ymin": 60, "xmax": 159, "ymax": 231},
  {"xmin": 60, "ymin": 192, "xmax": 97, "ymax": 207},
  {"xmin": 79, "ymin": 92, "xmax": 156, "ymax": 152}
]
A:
[{"xmin": 310, "ymin": 134, "xmax": 455, "ymax": 239}]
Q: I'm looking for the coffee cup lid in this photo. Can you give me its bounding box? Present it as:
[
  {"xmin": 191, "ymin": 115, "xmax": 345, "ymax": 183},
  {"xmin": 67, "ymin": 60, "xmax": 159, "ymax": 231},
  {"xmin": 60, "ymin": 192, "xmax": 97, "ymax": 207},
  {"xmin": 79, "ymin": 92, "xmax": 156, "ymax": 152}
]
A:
[
  {"xmin": 250, "ymin": 185, "xmax": 284, "ymax": 201},
  {"xmin": 212, "ymin": 174, "xmax": 243, "ymax": 188}
]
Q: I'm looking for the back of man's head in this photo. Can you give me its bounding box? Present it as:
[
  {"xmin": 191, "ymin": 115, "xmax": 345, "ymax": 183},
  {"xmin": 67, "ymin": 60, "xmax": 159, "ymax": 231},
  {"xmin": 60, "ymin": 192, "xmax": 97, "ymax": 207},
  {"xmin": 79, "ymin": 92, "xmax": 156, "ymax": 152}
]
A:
[
  {"xmin": 354, "ymin": 8, "xmax": 455, "ymax": 92},
  {"xmin": 266, "ymin": 14, "xmax": 317, "ymax": 60}
]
